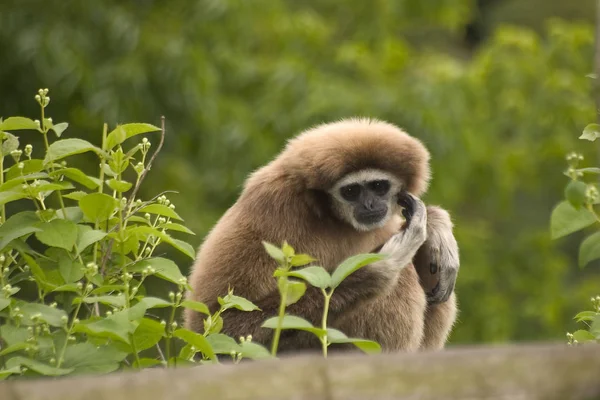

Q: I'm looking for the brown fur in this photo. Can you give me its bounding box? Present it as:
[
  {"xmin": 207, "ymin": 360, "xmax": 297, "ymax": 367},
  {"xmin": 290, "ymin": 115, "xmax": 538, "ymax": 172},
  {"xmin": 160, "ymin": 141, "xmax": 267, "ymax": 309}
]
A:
[{"xmin": 184, "ymin": 118, "xmax": 457, "ymax": 352}]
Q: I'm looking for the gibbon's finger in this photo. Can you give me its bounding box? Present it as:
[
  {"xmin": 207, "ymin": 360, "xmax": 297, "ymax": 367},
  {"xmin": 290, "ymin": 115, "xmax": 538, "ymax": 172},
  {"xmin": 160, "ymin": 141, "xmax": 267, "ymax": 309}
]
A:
[{"xmin": 398, "ymin": 190, "xmax": 416, "ymax": 227}]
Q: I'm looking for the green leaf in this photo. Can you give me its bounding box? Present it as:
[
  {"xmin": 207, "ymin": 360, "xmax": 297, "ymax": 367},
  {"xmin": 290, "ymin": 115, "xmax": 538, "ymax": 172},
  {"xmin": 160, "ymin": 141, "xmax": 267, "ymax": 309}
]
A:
[
  {"xmin": 130, "ymin": 257, "xmax": 185, "ymax": 285},
  {"xmin": 0, "ymin": 366, "xmax": 22, "ymax": 380},
  {"xmin": 5, "ymin": 159, "xmax": 44, "ymax": 180},
  {"xmin": 0, "ymin": 297, "xmax": 10, "ymax": 311},
  {"xmin": 281, "ymin": 280, "xmax": 306, "ymax": 306},
  {"xmin": 290, "ymin": 254, "xmax": 317, "ymax": 266},
  {"xmin": 240, "ymin": 341, "xmax": 273, "ymax": 360},
  {"xmin": 131, "ymin": 318, "xmax": 165, "ymax": 351},
  {"xmin": 0, "ymin": 211, "xmax": 41, "ymax": 250},
  {"xmin": 76, "ymin": 295, "xmax": 126, "ymax": 308},
  {"xmin": 550, "ymin": 201, "xmax": 597, "ymax": 240},
  {"xmin": 76, "ymin": 225, "xmax": 107, "ymax": 255},
  {"xmin": 163, "ymin": 223, "xmax": 195, "ymax": 235},
  {"xmin": 282, "ymin": 266, "xmax": 331, "ymax": 289},
  {"xmin": 326, "ymin": 328, "xmax": 381, "ymax": 354},
  {"xmin": 138, "ymin": 204, "xmax": 183, "ymax": 221},
  {"xmin": 0, "ymin": 191, "xmax": 27, "ymax": 207},
  {"xmin": 219, "ymin": 293, "xmax": 260, "ymax": 312},
  {"xmin": 579, "ymin": 231, "xmax": 600, "ymax": 269},
  {"xmin": 107, "ymin": 179, "xmax": 133, "ymax": 193},
  {"xmin": 0, "ymin": 342, "xmax": 28, "ymax": 357},
  {"xmin": 49, "ymin": 168, "xmax": 101, "ymax": 189},
  {"xmin": 173, "ymin": 328, "xmax": 216, "ymax": 360},
  {"xmin": 136, "ymin": 297, "xmax": 172, "ymax": 309},
  {"xmin": 15, "ymin": 301, "xmax": 68, "ymax": 327},
  {"xmin": 126, "ymin": 226, "xmax": 195, "ymax": 258},
  {"xmin": 58, "ymin": 257, "xmax": 84, "ymax": 283},
  {"xmin": 105, "ymin": 123, "xmax": 161, "ymax": 150},
  {"xmin": 204, "ymin": 314, "xmax": 223, "ymax": 335},
  {"xmin": 170, "ymin": 238, "xmax": 195, "ymax": 259},
  {"xmin": 79, "ymin": 193, "xmax": 119, "ymax": 223},
  {"xmin": 2, "ymin": 132, "xmax": 19, "ymax": 157},
  {"xmin": 34, "ymin": 218, "xmax": 79, "ymax": 251},
  {"xmin": 180, "ymin": 300, "xmax": 210, "ymax": 315},
  {"xmin": 261, "ymin": 315, "xmax": 326, "ymax": 337},
  {"xmin": 133, "ymin": 358, "xmax": 163, "ymax": 369},
  {"xmin": 577, "ymin": 167, "xmax": 600, "ymax": 175},
  {"xmin": 61, "ymin": 342, "xmax": 126, "ymax": 375},
  {"xmin": 0, "ymin": 325, "xmax": 29, "ymax": 346},
  {"xmin": 50, "ymin": 122, "xmax": 69, "ymax": 137},
  {"xmin": 56, "ymin": 206, "xmax": 84, "ymax": 222},
  {"xmin": 574, "ymin": 311, "xmax": 598, "ymax": 322},
  {"xmin": 206, "ymin": 333, "xmax": 242, "ymax": 354},
  {"xmin": 6, "ymin": 357, "xmax": 74, "ymax": 376},
  {"xmin": 282, "ymin": 241, "xmax": 295, "ymax": 258},
  {"xmin": 63, "ymin": 191, "xmax": 88, "ymax": 201},
  {"xmin": 572, "ymin": 329, "xmax": 596, "ymax": 342},
  {"xmin": 262, "ymin": 241, "xmax": 285, "ymax": 263},
  {"xmin": 75, "ymin": 312, "xmax": 137, "ymax": 344},
  {"xmin": 44, "ymin": 138, "xmax": 105, "ymax": 165},
  {"xmin": 0, "ymin": 116, "xmax": 39, "ymax": 131},
  {"xmin": 580, "ymin": 123, "xmax": 600, "ymax": 141},
  {"xmin": 565, "ymin": 180, "xmax": 587, "ymax": 209},
  {"xmin": 330, "ymin": 253, "xmax": 385, "ymax": 289}
]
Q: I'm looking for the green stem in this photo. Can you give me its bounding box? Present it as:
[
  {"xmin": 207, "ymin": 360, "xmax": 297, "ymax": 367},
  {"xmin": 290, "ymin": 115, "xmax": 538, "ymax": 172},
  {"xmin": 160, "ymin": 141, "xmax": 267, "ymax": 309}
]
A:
[
  {"xmin": 321, "ymin": 290, "xmax": 331, "ymax": 358},
  {"xmin": 130, "ymin": 334, "xmax": 142, "ymax": 369},
  {"xmin": 56, "ymin": 300, "xmax": 82, "ymax": 368},
  {"xmin": 271, "ymin": 275, "xmax": 288, "ymax": 356},
  {"xmin": 93, "ymin": 124, "xmax": 108, "ymax": 267},
  {"xmin": 166, "ymin": 301, "xmax": 178, "ymax": 366}
]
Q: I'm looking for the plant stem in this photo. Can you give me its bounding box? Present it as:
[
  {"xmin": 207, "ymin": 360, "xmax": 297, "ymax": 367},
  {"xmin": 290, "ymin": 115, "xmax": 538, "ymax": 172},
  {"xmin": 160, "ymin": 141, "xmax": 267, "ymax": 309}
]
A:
[
  {"xmin": 56, "ymin": 300, "xmax": 82, "ymax": 368},
  {"xmin": 0, "ymin": 156, "xmax": 4, "ymax": 224},
  {"xmin": 321, "ymin": 289, "xmax": 331, "ymax": 358},
  {"xmin": 271, "ymin": 275, "xmax": 288, "ymax": 356},
  {"xmin": 130, "ymin": 334, "xmax": 142, "ymax": 369},
  {"xmin": 94, "ymin": 124, "xmax": 108, "ymax": 268}
]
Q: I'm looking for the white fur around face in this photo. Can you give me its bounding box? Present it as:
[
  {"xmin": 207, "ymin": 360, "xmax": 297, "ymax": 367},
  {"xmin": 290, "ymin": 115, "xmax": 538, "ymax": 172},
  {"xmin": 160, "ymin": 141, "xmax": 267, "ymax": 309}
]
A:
[{"xmin": 328, "ymin": 169, "xmax": 403, "ymax": 231}]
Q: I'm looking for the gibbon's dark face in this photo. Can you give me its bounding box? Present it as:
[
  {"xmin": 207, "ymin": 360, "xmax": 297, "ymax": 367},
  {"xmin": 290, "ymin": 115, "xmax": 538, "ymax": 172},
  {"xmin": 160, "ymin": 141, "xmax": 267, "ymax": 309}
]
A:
[
  {"xmin": 329, "ymin": 169, "xmax": 402, "ymax": 231},
  {"xmin": 339, "ymin": 179, "xmax": 391, "ymax": 225}
]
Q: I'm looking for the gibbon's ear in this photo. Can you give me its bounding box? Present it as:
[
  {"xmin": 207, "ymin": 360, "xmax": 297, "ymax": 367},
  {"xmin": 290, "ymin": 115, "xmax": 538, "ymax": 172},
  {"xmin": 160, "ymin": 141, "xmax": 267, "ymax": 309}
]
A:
[
  {"xmin": 279, "ymin": 118, "xmax": 431, "ymax": 196},
  {"xmin": 304, "ymin": 189, "xmax": 331, "ymax": 220}
]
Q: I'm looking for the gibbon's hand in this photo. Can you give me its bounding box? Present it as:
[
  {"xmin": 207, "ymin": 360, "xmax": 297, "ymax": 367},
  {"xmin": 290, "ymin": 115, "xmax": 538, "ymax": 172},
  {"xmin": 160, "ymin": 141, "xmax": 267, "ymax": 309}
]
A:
[
  {"xmin": 414, "ymin": 206, "xmax": 459, "ymax": 304},
  {"xmin": 380, "ymin": 193, "xmax": 427, "ymax": 268}
]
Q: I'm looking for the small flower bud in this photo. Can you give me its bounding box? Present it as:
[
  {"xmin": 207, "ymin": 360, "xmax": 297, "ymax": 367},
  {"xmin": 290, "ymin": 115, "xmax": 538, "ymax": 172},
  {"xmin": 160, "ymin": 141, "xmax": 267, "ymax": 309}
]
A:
[
  {"xmin": 160, "ymin": 320, "xmax": 167, "ymax": 327},
  {"xmin": 61, "ymin": 315, "xmax": 69, "ymax": 324},
  {"xmin": 171, "ymin": 321, "xmax": 178, "ymax": 330},
  {"xmin": 35, "ymin": 94, "xmax": 41, "ymax": 102},
  {"xmin": 144, "ymin": 213, "xmax": 151, "ymax": 220},
  {"xmin": 17, "ymin": 162, "xmax": 24, "ymax": 169}
]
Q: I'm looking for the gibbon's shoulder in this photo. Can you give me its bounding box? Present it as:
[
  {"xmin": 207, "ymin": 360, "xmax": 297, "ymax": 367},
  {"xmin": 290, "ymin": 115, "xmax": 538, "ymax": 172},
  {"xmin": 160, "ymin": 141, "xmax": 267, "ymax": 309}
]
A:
[{"xmin": 261, "ymin": 118, "xmax": 431, "ymax": 196}]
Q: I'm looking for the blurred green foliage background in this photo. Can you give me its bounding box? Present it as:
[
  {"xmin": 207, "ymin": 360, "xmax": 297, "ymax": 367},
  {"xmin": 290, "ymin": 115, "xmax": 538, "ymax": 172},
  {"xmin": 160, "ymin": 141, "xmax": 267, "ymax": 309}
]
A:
[{"xmin": 1, "ymin": 0, "xmax": 598, "ymax": 345}]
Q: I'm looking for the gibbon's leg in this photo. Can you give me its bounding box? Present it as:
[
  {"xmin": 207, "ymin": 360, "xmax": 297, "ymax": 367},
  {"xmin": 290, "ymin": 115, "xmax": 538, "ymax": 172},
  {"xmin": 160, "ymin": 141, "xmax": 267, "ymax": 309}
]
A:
[
  {"xmin": 420, "ymin": 293, "xmax": 457, "ymax": 350},
  {"xmin": 413, "ymin": 206, "xmax": 460, "ymax": 350},
  {"xmin": 333, "ymin": 264, "xmax": 427, "ymax": 352}
]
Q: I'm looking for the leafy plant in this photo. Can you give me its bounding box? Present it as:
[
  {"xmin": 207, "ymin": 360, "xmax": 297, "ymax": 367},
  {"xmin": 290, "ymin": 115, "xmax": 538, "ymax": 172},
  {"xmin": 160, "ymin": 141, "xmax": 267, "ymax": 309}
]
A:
[
  {"xmin": 0, "ymin": 89, "xmax": 386, "ymax": 379},
  {"xmin": 552, "ymin": 122, "xmax": 600, "ymax": 345},
  {"xmin": 261, "ymin": 241, "xmax": 382, "ymax": 357},
  {"xmin": 0, "ymin": 89, "xmax": 266, "ymax": 378}
]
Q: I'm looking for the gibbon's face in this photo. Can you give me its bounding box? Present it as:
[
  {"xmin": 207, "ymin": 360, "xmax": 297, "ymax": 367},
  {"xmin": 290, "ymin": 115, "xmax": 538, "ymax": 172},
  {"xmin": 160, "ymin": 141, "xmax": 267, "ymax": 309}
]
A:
[{"xmin": 328, "ymin": 169, "xmax": 402, "ymax": 232}]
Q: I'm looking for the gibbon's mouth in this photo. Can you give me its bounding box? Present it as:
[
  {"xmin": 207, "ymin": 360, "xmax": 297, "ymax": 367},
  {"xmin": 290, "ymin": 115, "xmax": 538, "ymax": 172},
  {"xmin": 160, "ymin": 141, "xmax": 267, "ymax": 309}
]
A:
[{"xmin": 355, "ymin": 209, "xmax": 387, "ymax": 225}]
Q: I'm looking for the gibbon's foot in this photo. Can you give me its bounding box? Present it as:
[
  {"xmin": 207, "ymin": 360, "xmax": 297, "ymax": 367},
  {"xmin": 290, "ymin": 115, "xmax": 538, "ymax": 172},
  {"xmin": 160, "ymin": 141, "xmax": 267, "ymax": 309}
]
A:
[{"xmin": 414, "ymin": 206, "xmax": 459, "ymax": 304}]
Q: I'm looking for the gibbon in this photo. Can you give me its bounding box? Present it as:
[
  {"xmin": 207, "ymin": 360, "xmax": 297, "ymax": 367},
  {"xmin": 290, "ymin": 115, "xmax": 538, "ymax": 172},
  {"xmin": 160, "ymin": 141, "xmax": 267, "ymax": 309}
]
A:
[{"xmin": 184, "ymin": 118, "xmax": 459, "ymax": 352}]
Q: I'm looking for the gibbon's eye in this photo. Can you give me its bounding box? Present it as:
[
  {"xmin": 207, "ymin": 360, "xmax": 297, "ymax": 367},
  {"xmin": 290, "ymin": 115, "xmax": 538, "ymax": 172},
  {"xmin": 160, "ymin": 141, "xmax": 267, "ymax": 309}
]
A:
[
  {"xmin": 340, "ymin": 184, "xmax": 361, "ymax": 201},
  {"xmin": 368, "ymin": 180, "xmax": 390, "ymax": 196}
]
